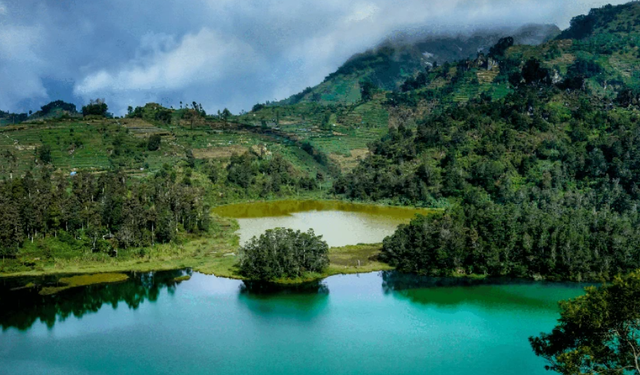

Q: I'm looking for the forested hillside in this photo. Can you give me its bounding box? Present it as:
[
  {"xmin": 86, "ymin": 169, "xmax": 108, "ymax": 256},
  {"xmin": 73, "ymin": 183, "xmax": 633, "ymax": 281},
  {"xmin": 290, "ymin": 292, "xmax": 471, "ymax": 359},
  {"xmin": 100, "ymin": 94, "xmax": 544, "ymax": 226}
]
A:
[
  {"xmin": 334, "ymin": 2, "xmax": 640, "ymax": 281},
  {"xmin": 276, "ymin": 24, "xmax": 559, "ymax": 106}
]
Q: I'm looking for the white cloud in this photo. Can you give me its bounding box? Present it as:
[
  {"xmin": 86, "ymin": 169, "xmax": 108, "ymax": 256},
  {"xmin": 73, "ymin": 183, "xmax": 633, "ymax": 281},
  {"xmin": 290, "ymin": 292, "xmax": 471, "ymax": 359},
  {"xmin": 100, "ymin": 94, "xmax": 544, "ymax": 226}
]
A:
[
  {"xmin": 75, "ymin": 28, "xmax": 260, "ymax": 95},
  {"xmin": 344, "ymin": 3, "xmax": 380, "ymax": 23},
  {"xmin": 0, "ymin": 1, "xmax": 6, "ymax": 15}
]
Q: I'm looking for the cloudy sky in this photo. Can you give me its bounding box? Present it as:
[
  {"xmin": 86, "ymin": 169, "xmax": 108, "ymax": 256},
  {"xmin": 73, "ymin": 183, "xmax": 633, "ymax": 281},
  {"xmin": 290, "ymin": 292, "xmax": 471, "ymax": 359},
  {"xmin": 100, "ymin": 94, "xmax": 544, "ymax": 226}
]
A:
[{"xmin": 0, "ymin": 0, "xmax": 629, "ymax": 115}]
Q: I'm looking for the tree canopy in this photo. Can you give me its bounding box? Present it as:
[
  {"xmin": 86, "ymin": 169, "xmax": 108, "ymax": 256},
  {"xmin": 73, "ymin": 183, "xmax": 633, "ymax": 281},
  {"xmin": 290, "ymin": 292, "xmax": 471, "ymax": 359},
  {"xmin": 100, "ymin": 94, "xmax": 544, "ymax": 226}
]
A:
[
  {"xmin": 82, "ymin": 99, "xmax": 108, "ymax": 117},
  {"xmin": 530, "ymin": 271, "xmax": 640, "ymax": 375},
  {"xmin": 0, "ymin": 168, "xmax": 210, "ymax": 258},
  {"xmin": 238, "ymin": 228, "xmax": 329, "ymax": 280}
]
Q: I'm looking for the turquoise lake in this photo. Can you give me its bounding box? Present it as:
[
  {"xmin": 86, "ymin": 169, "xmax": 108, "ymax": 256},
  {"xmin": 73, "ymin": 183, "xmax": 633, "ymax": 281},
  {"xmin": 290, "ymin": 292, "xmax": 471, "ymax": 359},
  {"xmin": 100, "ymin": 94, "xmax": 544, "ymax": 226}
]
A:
[{"xmin": 0, "ymin": 271, "xmax": 586, "ymax": 375}]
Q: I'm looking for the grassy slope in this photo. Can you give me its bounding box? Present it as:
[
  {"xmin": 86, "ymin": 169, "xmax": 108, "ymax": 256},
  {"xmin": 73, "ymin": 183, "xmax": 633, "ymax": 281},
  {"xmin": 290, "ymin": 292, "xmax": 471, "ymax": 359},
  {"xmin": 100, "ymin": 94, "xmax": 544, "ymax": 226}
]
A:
[{"xmin": 0, "ymin": 116, "xmax": 333, "ymax": 180}]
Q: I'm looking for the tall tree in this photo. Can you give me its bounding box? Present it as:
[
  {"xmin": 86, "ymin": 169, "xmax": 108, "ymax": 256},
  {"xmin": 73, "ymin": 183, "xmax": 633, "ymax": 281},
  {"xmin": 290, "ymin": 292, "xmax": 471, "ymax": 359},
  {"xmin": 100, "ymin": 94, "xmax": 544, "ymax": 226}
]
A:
[{"xmin": 530, "ymin": 271, "xmax": 640, "ymax": 375}]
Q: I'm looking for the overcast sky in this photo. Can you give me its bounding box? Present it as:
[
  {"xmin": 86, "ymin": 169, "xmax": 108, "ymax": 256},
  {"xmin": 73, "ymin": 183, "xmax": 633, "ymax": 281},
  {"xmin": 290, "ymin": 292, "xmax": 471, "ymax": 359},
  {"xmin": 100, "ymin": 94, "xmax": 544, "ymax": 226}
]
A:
[{"xmin": 0, "ymin": 0, "xmax": 629, "ymax": 115}]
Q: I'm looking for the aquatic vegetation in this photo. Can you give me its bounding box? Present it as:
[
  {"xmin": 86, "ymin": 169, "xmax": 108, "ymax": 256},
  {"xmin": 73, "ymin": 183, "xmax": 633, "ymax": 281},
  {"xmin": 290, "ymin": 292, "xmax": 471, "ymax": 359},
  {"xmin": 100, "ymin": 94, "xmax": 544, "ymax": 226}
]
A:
[{"xmin": 39, "ymin": 273, "xmax": 129, "ymax": 295}]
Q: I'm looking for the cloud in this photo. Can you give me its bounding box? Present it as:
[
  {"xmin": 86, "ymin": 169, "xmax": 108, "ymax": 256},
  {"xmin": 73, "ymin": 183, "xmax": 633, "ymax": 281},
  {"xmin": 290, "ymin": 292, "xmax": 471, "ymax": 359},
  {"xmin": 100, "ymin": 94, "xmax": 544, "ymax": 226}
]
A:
[
  {"xmin": 76, "ymin": 28, "xmax": 260, "ymax": 95},
  {"xmin": 0, "ymin": 0, "xmax": 632, "ymax": 114}
]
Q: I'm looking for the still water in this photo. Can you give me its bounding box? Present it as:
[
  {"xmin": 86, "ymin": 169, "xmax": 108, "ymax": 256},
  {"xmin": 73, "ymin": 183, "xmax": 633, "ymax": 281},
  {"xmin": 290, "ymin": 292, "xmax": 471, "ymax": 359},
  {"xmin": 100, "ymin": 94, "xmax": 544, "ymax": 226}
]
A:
[
  {"xmin": 0, "ymin": 271, "xmax": 586, "ymax": 375},
  {"xmin": 212, "ymin": 200, "xmax": 431, "ymax": 246}
]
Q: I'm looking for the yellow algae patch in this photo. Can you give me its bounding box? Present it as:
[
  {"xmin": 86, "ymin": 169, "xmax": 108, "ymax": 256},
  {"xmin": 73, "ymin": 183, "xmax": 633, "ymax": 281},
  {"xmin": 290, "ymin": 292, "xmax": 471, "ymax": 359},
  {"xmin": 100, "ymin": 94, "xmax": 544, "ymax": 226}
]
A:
[
  {"xmin": 173, "ymin": 275, "xmax": 192, "ymax": 282},
  {"xmin": 40, "ymin": 273, "xmax": 129, "ymax": 295}
]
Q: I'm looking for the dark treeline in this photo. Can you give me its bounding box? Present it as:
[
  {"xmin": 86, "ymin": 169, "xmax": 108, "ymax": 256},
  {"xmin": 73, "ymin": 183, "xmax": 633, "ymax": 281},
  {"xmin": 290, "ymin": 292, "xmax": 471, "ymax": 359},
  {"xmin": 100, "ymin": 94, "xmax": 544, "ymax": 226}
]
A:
[
  {"xmin": 335, "ymin": 78, "xmax": 640, "ymax": 280},
  {"xmin": 0, "ymin": 110, "xmax": 28, "ymax": 124},
  {"xmin": 0, "ymin": 142, "xmax": 322, "ymax": 263},
  {"xmin": 382, "ymin": 203, "xmax": 640, "ymax": 280},
  {"xmin": 0, "ymin": 167, "xmax": 210, "ymax": 258}
]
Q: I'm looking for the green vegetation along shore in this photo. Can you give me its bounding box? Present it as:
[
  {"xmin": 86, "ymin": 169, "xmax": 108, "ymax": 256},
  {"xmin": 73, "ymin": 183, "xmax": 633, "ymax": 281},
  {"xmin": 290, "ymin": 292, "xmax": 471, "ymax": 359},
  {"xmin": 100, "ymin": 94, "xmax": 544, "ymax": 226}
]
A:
[{"xmin": 2, "ymin": 240, "xmax": 393, "ymax": 288}]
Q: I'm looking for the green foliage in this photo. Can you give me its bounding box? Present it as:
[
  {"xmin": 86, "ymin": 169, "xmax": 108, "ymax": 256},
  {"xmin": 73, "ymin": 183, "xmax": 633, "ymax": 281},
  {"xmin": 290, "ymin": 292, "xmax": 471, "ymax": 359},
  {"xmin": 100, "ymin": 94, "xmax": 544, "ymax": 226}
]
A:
[
  {"xmin": 287, "ymin": 87, "xmax": 314, "ymax": 105},
  {"xmin": 400, "ymin": 71, "xmax": 429, "ymax": 92},
  {"xmin": 35, "ymin": 100, "xmax": 77, "ymax": 117},
  {"xmin": 81, "ymin": 99, "xmax": 108, "ymax": 117},
  {"xmin": 238, "ymin": 228, "xmax": 329, "ymax": 280},
  {"xmin": 0, "ymin": 110, "xmax": 28, "ymax": 124},
  {"xmin": 381, "ymin": 199, "xmax": 640, "ymax": 280},
  {"xmin": 488, "ymin": 36, "xmax": 514, "ymax": 57},
  {"xmin": 369, "ymin": 124, "xmax": 416, "ymax": 162},
  {"xmin": 557, "ymin": 2, "xmax": 640, "ymax": 40},
  {"xmin": 0, "ymin": 169, "xmax": 210, "ymax": 256},
  {"xmin": 359, "ymin": 80, "xmax": 377, "ymax": 102},
  {"xmin": 252, "ymin": 103, "xmax": 266, "ymax": 112},
  {"xmin": 220, "ymin": 108, "xmax": 232, "ymax": 121},
  {"xmin": 530, "ymin": 270, "xmax": 640, "ymax": 374},
  {"xmin": 36, "ymin": 144, "xmax": 52, "ymax": 164},
  {"xmin": 202, "ymin": 160, "xmax": 221, "ymax": 183},
  {"xmin": 225, "ymin": 152, "xmax": 317, "ymax": 196},
  {"xmin": 617, "ymin": 87, "xmax": 640, "ymax": 107},
  {"xmin": 325, "ymin": 46, "xmax": 423, "ymax": 91},
  {"xmin": 147, "ymin": 134, "xmax": 162, "ymax": 151},
  {"xmin": 338, "ymin": 83, "xmax": 640, "ymax": 280},
  {"xmin": 127, "ymin": 103, "xmax": 173, "ymax": 124},
  {"xmin": 185, "ymin": 149, "xmax": 196, "ymax": 168},
  {"xmin": 519, "ymin": 58, "xmax": 553, "ymax": 86}
]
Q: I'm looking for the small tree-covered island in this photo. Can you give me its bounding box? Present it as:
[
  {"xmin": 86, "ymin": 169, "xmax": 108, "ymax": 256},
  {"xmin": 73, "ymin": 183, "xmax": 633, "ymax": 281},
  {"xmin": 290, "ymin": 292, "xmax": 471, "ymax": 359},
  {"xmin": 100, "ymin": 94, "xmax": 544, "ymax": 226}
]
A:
[
  {"xmin": 238, "ymin": 228, "xmax": 329, "ymax": 281},
  {"xmin": 2, "ymin": 1, "xmax": 640, "ymax": 374}
]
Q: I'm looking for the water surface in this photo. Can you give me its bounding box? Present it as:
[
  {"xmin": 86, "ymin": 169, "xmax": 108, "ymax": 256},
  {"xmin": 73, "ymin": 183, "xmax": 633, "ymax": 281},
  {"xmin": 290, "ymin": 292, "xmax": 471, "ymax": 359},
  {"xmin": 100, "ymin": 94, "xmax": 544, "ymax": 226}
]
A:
[
  {"xmin": 0, "ymin": 271, "xmax": 587, "ymax": 375},
  {"xmin": 212, "ymin": 200, "xmax": 431, "ymax": 246}
]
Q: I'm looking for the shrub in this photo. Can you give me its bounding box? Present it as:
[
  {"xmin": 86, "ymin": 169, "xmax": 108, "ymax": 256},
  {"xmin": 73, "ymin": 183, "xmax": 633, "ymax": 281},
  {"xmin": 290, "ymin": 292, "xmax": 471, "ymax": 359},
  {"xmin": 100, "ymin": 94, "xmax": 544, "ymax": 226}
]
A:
[
  {"xmin": 36, "ymin": 144, "xmax": 52, "ymax": 164},
  {"xmin": 147, "ymin": 134, "xmax": 162, "ymax": 151}
]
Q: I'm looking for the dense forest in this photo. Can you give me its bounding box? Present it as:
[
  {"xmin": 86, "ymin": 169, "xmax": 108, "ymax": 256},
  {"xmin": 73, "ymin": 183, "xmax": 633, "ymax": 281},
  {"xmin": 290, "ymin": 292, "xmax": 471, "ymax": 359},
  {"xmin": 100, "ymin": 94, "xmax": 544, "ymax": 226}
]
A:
[
  {"xmin": 333, "ymin": 3, "xmax": 640, "ymax": 280},
  {"xmin": 0, "ymin": 143, "xmax": 325, "ymax": 261},
  {"xmin": 223, "ymin": 152, "xmax": 319, "ymax": 197},
  {"xmin": 339, "ymin": 84, "xmax": 640, "ymax": 280},
  {"xmin": 0, "ymin": 167, "xmax": 210, "ymax": 258}
]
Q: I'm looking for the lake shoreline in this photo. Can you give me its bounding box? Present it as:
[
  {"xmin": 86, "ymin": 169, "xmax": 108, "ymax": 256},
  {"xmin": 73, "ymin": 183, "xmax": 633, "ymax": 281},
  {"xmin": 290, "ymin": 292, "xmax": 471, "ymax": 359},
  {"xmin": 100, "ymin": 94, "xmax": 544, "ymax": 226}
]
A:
[
  {"xmin": 0, "ymin": 199, "xmax": 433, "ymax": 284},
  {"xmin": 0, "ymin": 242, "xmax": 394, "ymax": 285}
]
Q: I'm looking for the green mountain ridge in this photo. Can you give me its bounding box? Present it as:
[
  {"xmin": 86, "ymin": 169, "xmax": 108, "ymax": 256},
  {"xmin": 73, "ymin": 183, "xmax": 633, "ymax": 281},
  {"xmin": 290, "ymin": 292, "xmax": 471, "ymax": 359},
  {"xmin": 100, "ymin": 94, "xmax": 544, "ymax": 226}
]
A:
[{"xmin": 276, "ymin": 24, "xmax": 560, "ymax": 106}]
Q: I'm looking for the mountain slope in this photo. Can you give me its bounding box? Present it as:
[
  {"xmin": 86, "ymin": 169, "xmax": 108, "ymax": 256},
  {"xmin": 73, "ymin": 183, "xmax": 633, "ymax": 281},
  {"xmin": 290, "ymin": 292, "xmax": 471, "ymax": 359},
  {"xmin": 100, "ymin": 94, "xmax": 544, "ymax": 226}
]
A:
[
  {"xmin": 330, "ymin": 1, "xmax": 640, "ymax": 281},
  {"xmin": 557, "ymin": 1, "xmax": 640, "ymax": 40},
  {"xmin": 278, "ymin": 24, "xmax": 560, "ymax": 106}
]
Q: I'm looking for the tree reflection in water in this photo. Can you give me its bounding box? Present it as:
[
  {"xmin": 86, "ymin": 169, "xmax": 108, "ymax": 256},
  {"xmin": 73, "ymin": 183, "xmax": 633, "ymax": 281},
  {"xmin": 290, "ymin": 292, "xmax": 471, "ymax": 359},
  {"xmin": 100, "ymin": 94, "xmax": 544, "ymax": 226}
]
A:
[
  {"xmin": 381, "ymin": 271, "xmax": 592, "ymax": 311},
  {"xmin": 0, "ymin": 269, "xmax": 190, "ymax": 331},
  {"xmin": 239, "ymin": 280, "xmax": 329, "ymax": 295},
  {"xmin": 237, "ymin": 280, "xmax": 330, "ymax": 318}
]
